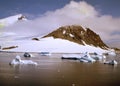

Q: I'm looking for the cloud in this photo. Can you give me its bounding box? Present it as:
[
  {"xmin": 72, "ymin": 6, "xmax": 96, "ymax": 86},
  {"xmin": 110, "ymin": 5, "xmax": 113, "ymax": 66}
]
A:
[{"xmin": 2, "ymin": 1, "xmax": 120, "ymax": 45}]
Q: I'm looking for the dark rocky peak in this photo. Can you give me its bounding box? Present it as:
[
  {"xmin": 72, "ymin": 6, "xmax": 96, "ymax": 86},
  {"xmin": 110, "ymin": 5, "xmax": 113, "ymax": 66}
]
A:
[
  {"xmin": 83, "ymin": 28, "xmax": 108, "ymax": 48},
  {"xmin": 43, "ymin": 25, "xmax": 109, "ymax": 49}
]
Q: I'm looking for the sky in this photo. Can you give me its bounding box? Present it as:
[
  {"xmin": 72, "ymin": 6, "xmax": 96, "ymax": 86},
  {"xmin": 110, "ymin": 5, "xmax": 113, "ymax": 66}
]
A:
[
  {"xmin": 0, "ymin": 0, "xmax": 120, "ymax": 48},
  {"xmin": 0, "ymin": 0, "xmax": 120, "ymax": 18}
]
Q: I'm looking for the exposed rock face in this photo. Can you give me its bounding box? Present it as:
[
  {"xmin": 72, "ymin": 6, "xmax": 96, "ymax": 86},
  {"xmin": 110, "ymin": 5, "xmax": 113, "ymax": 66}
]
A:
[
  {"xmin": 2, "ymin": 46, "xmax": 18, "ymax": 50},
  {"xmin": 43, "ymin": 25, "xmax": 109, "ymax": 49},
  {"xmin": 32, "ymin": 38, "xmax": 40, "ymax": 41},
  {"xmin": 18, "ymin": 15, "xmax": 26, "ymax": 20}
]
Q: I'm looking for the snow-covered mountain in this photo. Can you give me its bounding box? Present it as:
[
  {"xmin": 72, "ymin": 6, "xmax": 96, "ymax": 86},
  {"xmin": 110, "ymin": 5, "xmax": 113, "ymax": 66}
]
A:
[
  {"xmin": 0, "ymin": 14, "xmax": 28, "ymax": 41},
  {"xmin": 43, "ymin": 25, "xmax": 109, "ymax": 49},
  {"xmin": 0, "ymin": 14, "xmax": 27, "ymax": 28},
  {"xmin": 0, "ymin": 15, "xmax": 112, "ymax": 54}
]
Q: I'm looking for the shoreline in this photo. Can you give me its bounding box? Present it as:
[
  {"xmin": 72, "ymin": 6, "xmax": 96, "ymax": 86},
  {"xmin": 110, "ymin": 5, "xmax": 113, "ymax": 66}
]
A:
[{"xmin": 1, "ymin": 50, "xmax": 120, "ymax": 54}]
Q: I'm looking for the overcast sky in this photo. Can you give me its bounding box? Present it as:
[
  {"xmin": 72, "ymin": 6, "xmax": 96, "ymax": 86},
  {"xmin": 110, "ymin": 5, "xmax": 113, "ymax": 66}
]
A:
[{"xmin": 0, "ymin": 0, "xmax": 120, "ymax": 47}]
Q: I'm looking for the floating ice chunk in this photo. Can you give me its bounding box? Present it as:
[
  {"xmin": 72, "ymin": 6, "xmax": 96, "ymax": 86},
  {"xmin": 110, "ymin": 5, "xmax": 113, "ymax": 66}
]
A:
[
  {"xmin": 91, "ymin": 52, "xmax": 106, "ymax": 61},
  {"xmin": 9, "ymin": 55, "xmax": 37, "ymax": 65},
  {"xmin": 39, "ymin": 52, "xmax": 51, "ymax": 56},
  {"xmin": 108, "ymin": 52, "xmax": 116, "ymax": 56},
  {"xmin": 107, "ymin": 49, "xmax": 116, "ymax": 56},
  {"xmin": 61, "ymin": 54, "xmax": 81, "ymax": 60},
  {"xmin": 24, "ymin": 52, "xmax": 33, "ymax": 58},
  {"xmin": 79, "ymin": 58, "xmax": 91, "ymax": 63},
  {"xmin": 104, "ymin": 60, "xmax": 118, "ymax": 65},
  {"xmin": 61, "ymin": 52, "xmax": 96, "ymax": 63},
  {"xmin": 80, "ymin": 52, "xmax": 96, "ymax": 62},
  {"xmin": 21, "ymin": 60, "xmax": 37, "ymax": 65}
]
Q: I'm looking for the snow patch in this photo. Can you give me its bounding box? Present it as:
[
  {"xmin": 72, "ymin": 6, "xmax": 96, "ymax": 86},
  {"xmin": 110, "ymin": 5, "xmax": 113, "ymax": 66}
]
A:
[
  {"xmin": 69, "ymin": 33, "xmax": 74, "ymax": 37},
  {"xmin": 81, "ymin": 40, "xmax": 87, "ymax": 45},
  {"xmin": 63, "ymin": 30, "xmax": 66, "ymax": 34}
]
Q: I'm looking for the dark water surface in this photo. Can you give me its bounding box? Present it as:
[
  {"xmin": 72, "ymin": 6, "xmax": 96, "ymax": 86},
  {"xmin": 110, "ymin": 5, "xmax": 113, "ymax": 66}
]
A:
[{"xmin": 0, "ymin": 52, "xmax": 120, "ymax": 86}]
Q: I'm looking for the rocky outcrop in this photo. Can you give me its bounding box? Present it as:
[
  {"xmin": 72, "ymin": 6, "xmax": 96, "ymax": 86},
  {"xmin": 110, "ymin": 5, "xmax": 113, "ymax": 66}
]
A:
[{"xmin": 43, "ymin": 25, "xmax": 108, "ymax": 49}]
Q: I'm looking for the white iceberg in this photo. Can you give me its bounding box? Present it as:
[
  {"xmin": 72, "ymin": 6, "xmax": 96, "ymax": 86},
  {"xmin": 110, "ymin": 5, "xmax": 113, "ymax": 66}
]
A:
[
  {"xmin": 108, "ymin": 51, "xmax": 116, "ymax": 56},
  {"xmin": 104, "ymin": 60, "xmax": 118, "ymax": 65},
  {"xmin": 91, "ymin": 52, "xmax": 106, "ymax": 61},
  {"xmin": 61, "ymin": 52, "xmax": 96, "ymax": 63},
  {"xmin": 9, "ymin": 55, "xmax": 37, "ymax": 65},
  {"xmin": 61, "ymin": 54, "xmax": 81, "ymax": 60},
  {"xmin": 39, "ymin": 52, "xmax": 51, "ymax": 56},
  {"xmin": 79, "ymin": 52, "xmax": 96, "ymax": 63}
]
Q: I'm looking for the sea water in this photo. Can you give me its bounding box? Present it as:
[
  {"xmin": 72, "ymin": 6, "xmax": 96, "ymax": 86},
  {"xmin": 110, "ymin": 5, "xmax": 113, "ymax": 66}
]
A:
[{"xmin": 0, "ymin": 52, "xmax": 120, "ymax": 86}]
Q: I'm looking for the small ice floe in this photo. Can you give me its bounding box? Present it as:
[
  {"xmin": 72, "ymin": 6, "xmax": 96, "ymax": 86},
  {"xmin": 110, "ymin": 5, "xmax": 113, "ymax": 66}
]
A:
[
  {"xmin": 91, "ymin": 52, "xmax": 106, "ymax": 61},
  {"xmin": 79, "ymin": 52, "xmax": 96, "ymax": 63},
  {"xmin": 107, "ymin": 49, "xmax": 116, "ymax": 56},
  {"xmin": 61, "ymin": 54, "xmax": 81, "ymax": 60},
  {"xmin": 9, "ymin": 55, "xmax": 37, "ymax": 65},
  {"xmin": 104, "ymin": 60, "xmax": 118, "ymax": 65},
  {"xmin": 61, "ymin": 52, "xmax": 96, "ymax": 63},
  {"xmin": 39, "ymin": 52, "xmax": 51, "ymax": 56},
  {"xmin": 79, "ymin": 58, "xmax": 91, "ymax": 63},
  {"xmin": 108, "ymin": 51, "xmax": 116, "ymax": 56},
  {"xmin": 23, "ymin": 52, "xmax": 33, "ymax": 58}
]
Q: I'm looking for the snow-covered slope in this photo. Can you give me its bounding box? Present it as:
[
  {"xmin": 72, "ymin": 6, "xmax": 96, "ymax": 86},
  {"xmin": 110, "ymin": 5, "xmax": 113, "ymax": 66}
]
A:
[
  {"xmin": 0, "ymin": 14, "xmax": 28, "ymax": 41},
  {"xmin": 0, "ymin": 14, "xmax": 27, "ymax": 28},
  {"xmin": 0, "ymin": 15, "xmax": 112, "ymax": 54},
  {"xmin": 1, "ymin": 37, "xmax": 108, "ymax": 54}
]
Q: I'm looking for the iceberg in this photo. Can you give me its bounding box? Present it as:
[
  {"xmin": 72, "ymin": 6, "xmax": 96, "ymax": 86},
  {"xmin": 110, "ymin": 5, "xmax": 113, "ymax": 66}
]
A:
[
  {"xmin": 9, "ymin": 55, "xmax": 37, "ymax": 65},
  {"xmin": 91, "ymin": 52, "xmax": 106, "ymax": 61},
  {"xmin": 61, "ymin": 54, "xmax": 81, "ymax": 60},
  {"xmin": 23, "ymin": 52, "xmax": 33, "ymax": 57},
  {"xmin": 104, "ymin": 60, "xmax": 118, "ymax": 65},
  {"xmin": 79, "ymin": 52, "xmax": 96, "ymax": 63},
  {"xmin": 39, "ymin": 52, "xmax": 51, "ymax": 56},
  {"xmin": 61, "ymin": 52, "xmax": 96, "ymax": 63}
]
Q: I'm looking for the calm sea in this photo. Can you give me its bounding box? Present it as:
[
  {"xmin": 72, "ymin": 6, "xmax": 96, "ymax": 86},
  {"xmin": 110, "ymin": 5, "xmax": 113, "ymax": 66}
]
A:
[{"xmin": 0, "ymin": 52, "xmax": 120, "ymax": 86}]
